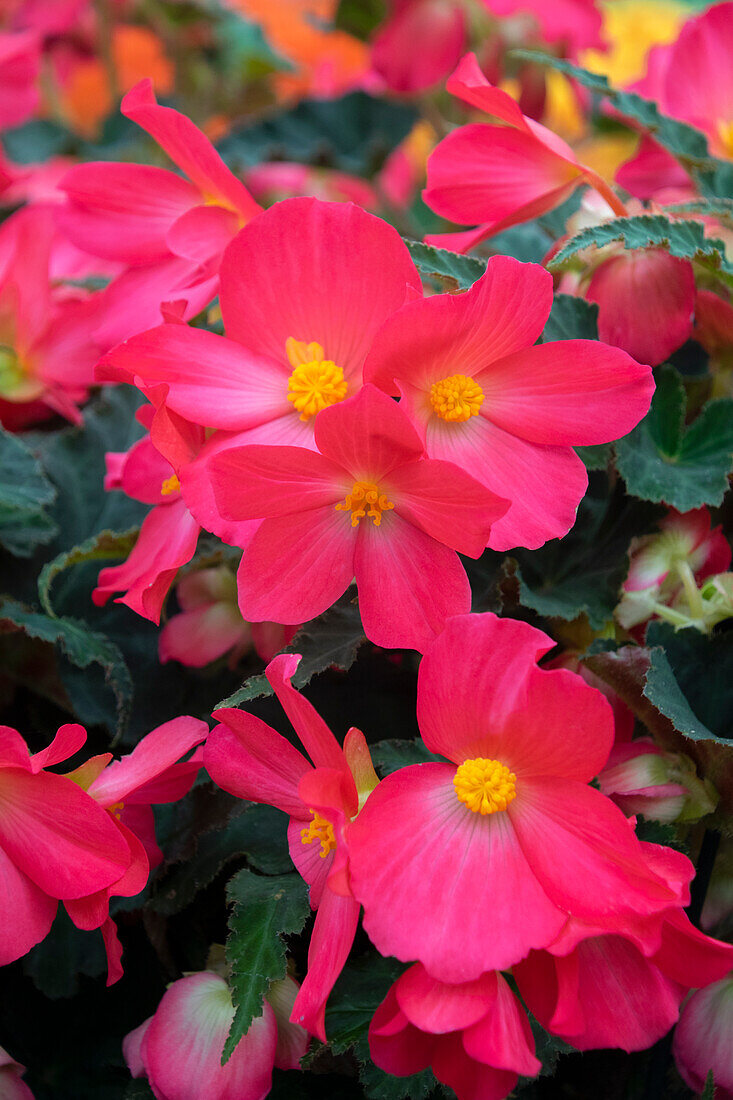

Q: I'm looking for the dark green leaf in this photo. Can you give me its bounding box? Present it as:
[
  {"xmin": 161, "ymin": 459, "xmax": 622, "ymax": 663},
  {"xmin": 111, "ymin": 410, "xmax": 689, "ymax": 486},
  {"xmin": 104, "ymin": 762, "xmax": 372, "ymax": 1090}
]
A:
[
  {"xmin": 616, "ymin": 366, "xmax": 733, "ymax": 509},
  {"xmin": 542, "ymin": 295, "xmax": 599, "ymax": 342},
  {"xmin": 575, "ymin": 443, "xmax": 612, "ymax": 471},
  {"xmin": 2, "ymin": 119, "xmax": 72, "ymax": 163},
  {"xmin": 217, "ymin": 93, "xmax": 417, "ymax": 175},
  {"xmin": 0, "ymin": 427, "xmax": 57, "ymax": 556},
  {"xmin": 223, "ymin": 870, "xmax": 310, "ymax": 1063},
  {"xmin": 644, "ymin": 622, "xmax": 733, "ymax": 744},
  {"xmin": 38, "ymin": 528, "xmax": 139, "ymax": 616},
  {"xmin": 702, "ymin": 1070, "xmax": 716, "ymax": 1100},
  {"xmin": 124, "ymin": 1083, "xmax": 156, "ymax": 1099},
  {"xmin": 404, "ymin": 240, "xmax": 486, "ymax": 291},
  {"xmin": 218, "ymin": 593, "xmax": 365, "ymax": 708},
  {"xmin": 487, "ymin": 221, "xmax": 551, "ymax": 263},
  {"xmin": 23, "ymin": 909, "xmax": 106, "ymax": 998},
  {"xmin": 370, "ymin": 738, "xmax": 443, "ymax": 776},
  {"xmin": 335, "ymin": 0, "xmax": 386, "ymax": 39}
]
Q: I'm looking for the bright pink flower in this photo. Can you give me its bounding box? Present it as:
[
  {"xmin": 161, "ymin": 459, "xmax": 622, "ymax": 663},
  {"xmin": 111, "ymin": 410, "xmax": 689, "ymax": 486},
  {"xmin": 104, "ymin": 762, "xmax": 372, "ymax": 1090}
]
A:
[
  {"xmin": 208, "ymin": 385, "xmax": 508, "ymax": 651},
  {"xmin": 0, "ymin": 1046, "xmax": 34, "ymax": 1100},
  {"xmin": 98, "ymin": 198, "xmax": 422, "ymax": 450},
  {"xmin": 0, "ymin": 204, "xmax": 106, "ymax": 428},
  {"xmin": 369, "ymin": 965, "xmax": 540, "ymax": 1100},
  {"xmin": 0, "ymin": 31, "xmax": 40, "ymax": 130},
  {"xmin": 204, "ymin": 653, "xmax": 379, "ymax": 1040},
  {"xmin": 674, "ymin": 975, "xmax": 733, "ymax": 1099},
  {"xmin": 59, "ymin": 79, "xmax": 262, "ymax": 269},
  {"xmin": 0, "ymin": 723, "xmax": 131, "ymax": 967},
  {"xmin": 370, "ymin": 0, "xmax": 467, "ymax": 94},
  {"xmin": 123, "ymin": 970, "xmax": 281, "ymax": 1100},
  {"xmin": 423, "ymin": 54, "xmax": 625, "ymax": 252},
  {"xmin": 481, "ymin": 0, "xmax": 604, "ymax": 54},
  {"xmin": 598, "ymin": 737, "xmax": 717, "ymax": 824},
  {"xmin": 516, "ymin": 912, "xmax": 733, "ymax": 1053},
  {"xmin": 347, "ymin": 612, "xmax": 692, "ymax": 984},
  {"xmin": 159, "ymin": 566, "xmax": 297, "ymax": 668},
  {"xmin": 364, "ymin": 254, "xmax": 654, "ymax": 550},
  {"xmin": 545, "ymin": 650, "xmax": 635, "ymax": 742}
]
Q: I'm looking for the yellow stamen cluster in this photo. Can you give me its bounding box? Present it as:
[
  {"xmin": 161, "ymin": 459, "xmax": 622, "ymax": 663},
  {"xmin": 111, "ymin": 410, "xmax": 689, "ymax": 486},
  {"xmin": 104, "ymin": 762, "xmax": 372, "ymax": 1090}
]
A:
[
  {"xmin": 109, "ymin": 801, "xmax": 125, "ymax": 821},
  {"xmin": 429, "ymin": 374, "xmax": 484, "ymax": 422},
  {"xmin": 716, "ymin": 118, "xmax": 733, "ymax": 159},
  {"xmin": 336, "ymin": 482, "xmax": 394, "ymax": 528},
  {"xmin": 453, "ymin": 757, "xmax": 517, "ymax": 815},
  {"xmin": 286, "ymin": 337, "xmax": 348, "ymax": 421},
  {"xmin": 161, "ymin": 474, "xmax": 181, "ymax": 496},
  {"xmin": 300, "ymin": 810, "xmax": 336, "ymax": 858}
]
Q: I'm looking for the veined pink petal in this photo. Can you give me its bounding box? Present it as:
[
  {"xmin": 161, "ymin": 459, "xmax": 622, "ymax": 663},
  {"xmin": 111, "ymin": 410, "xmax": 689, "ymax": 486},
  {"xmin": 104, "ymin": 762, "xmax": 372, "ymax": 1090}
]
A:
[
  {"xmin": 395, "ymin": 965, "xmax": 498, "ymax": 1034},
  {"xmin": 209, "ymin": 444, "xmax": 345, "ymax": 522},
  {"xmin": 123, "ymin": 1016, "xmax": 152, "ymax": 1078},
  {"xmin": 101, "ymin": 916, "xmax": 124, "ymax": 986},
  {"xmin": 432, "ymin": 1032, "xmax": 520, "ymax": 1100},
  {"xmin": 180, "ymin": 435, "xmax": 265, "ymax": 548},
  {"xmin": 166, "ymin": 204, "xmax": 241, "ymax": 264},
  {"xmin": 88, "ymin": 717, "xmax": 208, "ymax": 807},
  {"xmin": 287, "ymin": 815, "xmax": 333, "ymax": 907},
  {"xmin": 206, "ymin": 709, "xmax": 311, "ymax": 817},
  {"xmin": 371, "ymin": 0, "xmax": 466, "ymax": 93},
  {"xmin": 347, "ymin": 764, "xmax": 566, "ymax": 981},
  {"xmin": 266, "ymin": 654, "xmax": 351, "ymax": 775},
  {"xmin": 0, "ymin": 727, "xmax": 32, "ymax": 770},
  {"xmin": 651, "ymin": 909, "xmax": 733, "ymax": 988},
  {"xmin": 220, "ymin": 197, "xmax": 421, "ymax": 379},
  {"xmin": 59, "ymin": 162, "xmax": 199, "ymax": 264},
  {"xmin": 354, "ymin": 514, "xmax": 472, "ymax": 652},
  {"xmin": 159, "ymin": 602, "xmax": 247, "ymax": 666},
  {"xmin": 422, "ymin": 412, "xmax": 588, "ymax": 551},
  {"xmin": 445, "ymin": 54, "xmax": 529, "ymax": 128},
  {"xmin": 298, "ymin": 767, "xmax": 355, "ymax": 895},
  {"xmin": 615, "ymin": 136, "xmax": 691, "ymax": 200},
  {"xmin": 99, "ymin": 324, "xmax": 291, "ymax": 430},
  {"xmin": 364, "ymin": 256, "xmax": 553, "ymax": 395},
  {"xmin": 30, "ymin": 723, "xmax": 87, "ymax": 772},
  {"xmin": 476, "ymin": 341, "xmax": 655, "ymax": 445},
  {"xmin": 461, "ymin": 973, "xmax": 540, "ymax": 1076},
  {"xmin": 313, "ymin": 385, "xmax": 424, "ymax": 479},
  {"xmin": 0, "ymin": 845, "xmax": 56, "ymax": 965},
  {"xmin": 121, "ymin": 81, "xmax": 261, "ymax": 221},
  {"xmin": 290, "ymin": 889, "xmax": 360, "ymax": 1041},
  {"xmin": 0, "ymin": 769, "xmax": 131, "ymax": 899},
  {"xmin": 236, "ymin": 508, "xmax": 357, "ymax": 625}
]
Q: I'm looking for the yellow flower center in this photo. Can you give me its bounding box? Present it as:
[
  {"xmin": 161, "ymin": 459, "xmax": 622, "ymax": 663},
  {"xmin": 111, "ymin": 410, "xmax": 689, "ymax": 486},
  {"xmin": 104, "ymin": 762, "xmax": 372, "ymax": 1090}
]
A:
[
  {"xmin": 300, "ymin": 810, "xmax": 336, "ymax": 858},
  {"xmin": 715, "ymin": 118, "xmax": 733, "ymax": 160},
  {"xmin": 161, "ymin": 474, "xmax": 181, "ymax": 496},
  {"xmin": 286, "ymin": 337, "xmax": 348, "ymax": 421},
  {"xmin": 429, "ymin": 374, "xmax": 484, "ymax": 422},
  {"xmin": 336, "ymin": 481, "xmax": 394, "ymax": 528},
  {"xmin": 109, "ymin": 800, "xmax": 125, "ymax": 821},
  {"xmin": 453, "ymin": 757, "xmax": 517, "ymax": 815}
]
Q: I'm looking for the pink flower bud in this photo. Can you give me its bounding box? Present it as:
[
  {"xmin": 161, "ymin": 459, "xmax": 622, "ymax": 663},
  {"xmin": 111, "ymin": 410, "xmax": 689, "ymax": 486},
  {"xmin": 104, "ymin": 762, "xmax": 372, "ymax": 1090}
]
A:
[
  {"xmin": 599, "ymin": 738, "xmax": 717, "ymax": 824},
  {"xmin": 673, "ymin": 975, "xmax": 733, "ymax": 1099}
]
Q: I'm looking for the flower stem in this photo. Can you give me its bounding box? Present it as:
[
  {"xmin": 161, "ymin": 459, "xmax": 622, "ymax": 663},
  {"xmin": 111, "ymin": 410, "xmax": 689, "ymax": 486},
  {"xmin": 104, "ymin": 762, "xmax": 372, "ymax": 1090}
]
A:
[{"xmin": 582, "ymin": 167, "xmax": 630, "ymax": 218}]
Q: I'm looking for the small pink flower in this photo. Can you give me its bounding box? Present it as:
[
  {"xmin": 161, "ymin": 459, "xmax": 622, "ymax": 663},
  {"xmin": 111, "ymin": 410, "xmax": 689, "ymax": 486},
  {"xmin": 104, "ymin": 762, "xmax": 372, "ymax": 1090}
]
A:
[
  {"xmin": 599, "ymin": 738, "xmax": 717, "ymax": 824},
  {"xmin": 369, "ymin": 964, "xmax": 540, "ymax": 1100},
  {"xmin": 208, "ymin": 385, "xmax": 508, "ymax": 651},
  {"xmin": 205, "ymin": 653, "xmax": 379, "ymax": 1039},
  {"xmin": 673, "ymin": 975, "xmax": 733, "ymax": 1098}
]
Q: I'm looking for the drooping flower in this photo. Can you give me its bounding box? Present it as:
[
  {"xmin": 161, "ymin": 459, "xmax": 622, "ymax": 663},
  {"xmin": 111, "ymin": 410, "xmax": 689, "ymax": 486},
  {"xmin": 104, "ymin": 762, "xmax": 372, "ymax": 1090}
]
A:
[
  {"xmin": 423, "ymin": 53, "xmax": 627, "ymax": 252},
  {"xmin": 97, "ymin": 198, "xmax": 423, "ymax": 450},
  {"xmin": 370, "ymin": 964, "xmax": 540, "ymax": 1100},
  {"xmin": 598, "ymin": 737, "xmax": 717, "ymax": 824},
  {"xmin": 370, "ymin": 0, "xmax": 467, "ymax": 94},
  {"xmin": 347, "ymin": 612, "xmax": 693, "ymax": 983},
  {"xmin": 673, "ymin": 975, "xmax": 733, "ymax": 1098},
  {"xmin": 364, "ymin": 254, "xmax": 654, "ymax": 550},
  {"xmin": 204, "ymin": 653, "xmax": 379, "ymax": 1040},
  {"xmin": 207, "ymin": 385, "xmax": 508, "ymax": 651}
]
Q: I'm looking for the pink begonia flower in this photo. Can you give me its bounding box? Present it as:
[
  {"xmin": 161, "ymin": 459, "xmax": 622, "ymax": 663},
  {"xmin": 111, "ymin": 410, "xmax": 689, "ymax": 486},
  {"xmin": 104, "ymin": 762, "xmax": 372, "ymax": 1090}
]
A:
[
  {"xmin": 598, "ymin": 737, "xmax": 717, "ymax": 825},
  {"xmin": 481, "ymin": 0, "xmax": 604, "ymax": 55},
  {"xmin": 159, "ymin": 565, "xmax": 297, "ymax": 668},
  {"xmin": 123, "ymin": 971, "xmax": 282, "ymax": 1100},
  {"xmin": 674, "ymin": 975, "xmax": 733, "ymax": 1099},
  {"xmin": 205, "ymin": 653, "xmax": 379, "ymax": 1040},
  {"xmin": 423, "ymin": 54, "xmax": 626, "ymax": 252},
  {"xmin": 616, "ymin": 507, "xmax": 731, "ymax": 634},
  {"xmin": 347, "ymin": 613, "xmax": 693, "ymax": 984},
  {"xmin": 0, "ymin": 31, "xmax": 40, "ymax": 130},
  {"xmin": 0, "ymin": 204, "xmax": 107, "ymax": 429},
  {"xmin": 369, "ymin": 964, "xmax": 540, "ymax": 1100},
  {"xmin": 364, "ymin": 254, "xmax": 654, "ymax": 550},
  {"xmin": 0, "ymin": 723, "xmax": 131, "ymax": 967},
  {"xmin": 61, "ymin": 715, "xmax": 208, "ymax": 983},
  {"xmin": 208, "ymin": 385, "xmax": 508, "ymax": 651},
  {"xmin": 97, "ymin": 198, "xmax": 422, "ymax": 451},
  {"xmin": 59, "ymin": 79, "xmax": 261, "ymax": 268},
  {"xmin": 370, "ymin": 0, "xmax": 467, "ymax": 94},
  {"xmin": 516, "ymin": 911, "xmax": 733, "ymax": 1053},
  {"xmin": 0, "ymin": 1047, "xmax": 34, "ymax": 1100},
  {"xmin": 243, "ymin": 162, "xmax": 378, "ymax": 210},
  {"xmin": 545, "ymin": 650, "xmax": 635, "ymax": 742}
]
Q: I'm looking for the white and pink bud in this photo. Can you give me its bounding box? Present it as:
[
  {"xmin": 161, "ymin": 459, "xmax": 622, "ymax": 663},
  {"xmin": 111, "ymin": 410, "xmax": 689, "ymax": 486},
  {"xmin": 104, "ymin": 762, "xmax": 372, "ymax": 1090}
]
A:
[
  {"xmin": 599, "ymin": 738, "xmax": 717, "ymax": 824},
  {"xmin": 673, "ymin": 975, "xmax": 733, "ymax": 1098}
]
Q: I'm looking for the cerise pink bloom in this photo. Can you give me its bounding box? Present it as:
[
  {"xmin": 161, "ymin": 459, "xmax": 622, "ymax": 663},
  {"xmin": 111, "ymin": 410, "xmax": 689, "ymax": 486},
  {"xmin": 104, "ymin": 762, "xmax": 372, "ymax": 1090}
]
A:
[
  {"xmin": 364, "ymin": 254, "xmax": 654, "ymax": 550},
  {"xmin": 370, "ymin": 0, "xmax": 466, "ymax": 94},
  {"xmin": 204, "ymin": 654, "xmax": 379, "ymax": 1041},
  {"xmin": 673, "ymin": 974, "xmax": 733, "ymax": 1099},
  {"xmin": 346, "ymin": 613, "xmax": 692, "ymax": 983},
  {"xmin": 208, "ymin": 385, "xmax": 508, "ymax": 651}
]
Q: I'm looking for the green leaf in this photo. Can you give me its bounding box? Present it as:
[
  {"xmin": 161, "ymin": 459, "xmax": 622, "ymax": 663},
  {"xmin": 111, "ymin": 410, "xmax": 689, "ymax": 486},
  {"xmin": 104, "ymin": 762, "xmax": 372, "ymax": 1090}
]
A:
[
  {"xmin": 371, "ymin": 738, "xmax": 443, "ymax": 776},
  {"xmin": 616, "ymin": 366, "xmax": 733, "ymax": 509},
  {"xmin": 644, "ymin": 623, "xmax": 733, "ymax": 744},
  {"xmin": 1, "ymin": 118, "xmax": 72, "ymax": 163},
  {"xmin": 487, "ymin": 221, "xmax": 551, "ymax": 264},
  {"xmin": 0, "ymin": 598, "xmax": 132, "ymax": 734},
  {"xmin": 403, "ymin": 240, "xmax": 486, "ymax": 291},
  {"xmin": 541, "ymin": 294, "xmax": 599, "ymax": 342},
  {"xmin": 218, "ymin": 593, "xmax": 365, "ymax": 708},
  {"xmin": 550, "ymin": 213, "xmax": 733, "ymax": 288},
  {"xmin": 223, "ymin": 870, "xmax": 310, "ymax": 1063},
  {"xmin": 702, "ymin": 1070, "xmax": 716, "ymax": 1100},
  {"xmin": 511, "ymin": 52, "xmax": 722, "ymax": 174},
  {"xmin": 575, "ymin": 443, "xmax": 612, "ymax": 471},
  {"xmin": 38, "ymin": 528, "xmax": 139, "ymax": 616},
  {"xmin": 217, "ymin": 92, "xmax": 417, "ymax": 175},
  {"xmin": 0, "ymin": 427, "xmax": 58, "ymax": 557}
]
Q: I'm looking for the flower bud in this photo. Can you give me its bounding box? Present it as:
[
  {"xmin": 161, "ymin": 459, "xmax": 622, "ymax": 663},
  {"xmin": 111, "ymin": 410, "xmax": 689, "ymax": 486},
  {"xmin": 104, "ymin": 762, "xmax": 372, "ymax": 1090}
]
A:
[{"xmin": 598, "ymin": 738, "xmax": 717, "ymax": 824}]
